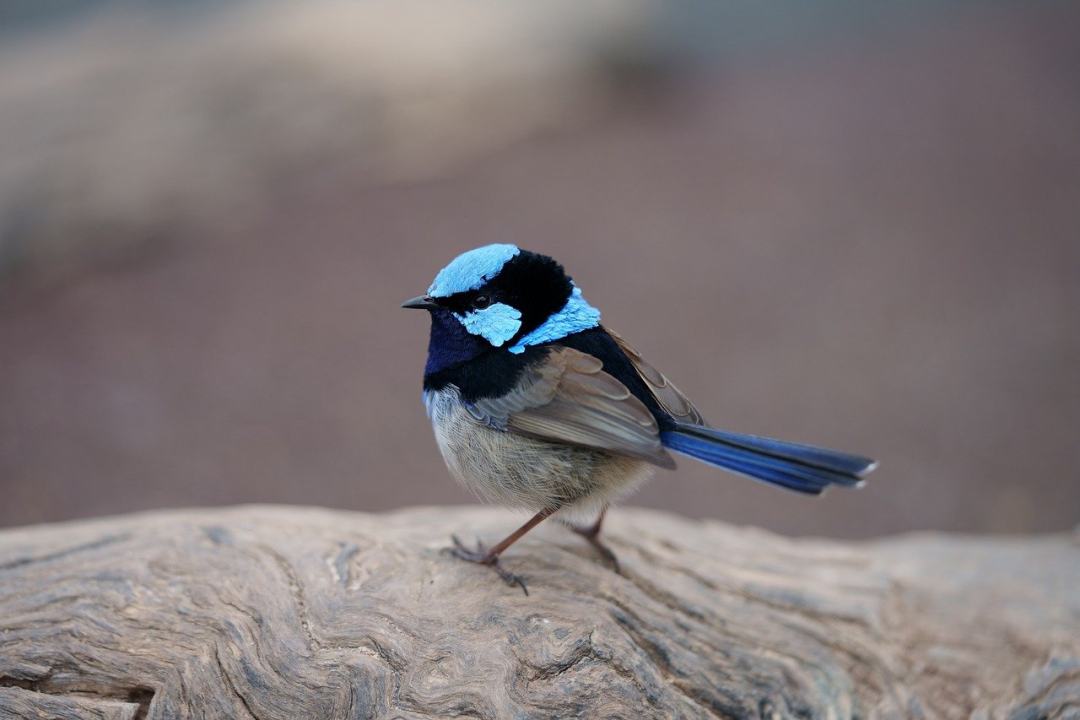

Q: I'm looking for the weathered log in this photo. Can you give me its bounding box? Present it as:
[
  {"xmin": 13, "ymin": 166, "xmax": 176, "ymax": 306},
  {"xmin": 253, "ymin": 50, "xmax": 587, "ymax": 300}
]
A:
[{"xmin": 0, "ymin": 506, "xmax": 1076, "ymax": 719}]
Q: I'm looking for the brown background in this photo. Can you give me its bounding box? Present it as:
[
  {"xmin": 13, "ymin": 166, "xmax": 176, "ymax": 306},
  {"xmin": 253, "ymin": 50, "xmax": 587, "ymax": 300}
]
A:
[{"xmin": 1, "ymin": 1, "xmax": 1077, "ymax": 538}]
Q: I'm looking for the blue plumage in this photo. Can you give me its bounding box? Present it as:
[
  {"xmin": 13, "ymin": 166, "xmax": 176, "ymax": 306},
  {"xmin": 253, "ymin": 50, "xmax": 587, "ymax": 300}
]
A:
[
  {"xmin": 404, "ymin": 244, "xmax": 878, "ymax": 592},
  {"xmin": 508, "ymin": 286, "xmax": 600, "ymax": 354},
  {"xmin": 457, "ymin": 302, "xmax": 522, "ymax": 347},
  {"xmin": 661, "ymin": 424, "xmax": 875, "ymax": 494},
  {"xmin": 423, "ymin": 309, "xmax": 490, "ymax": 376},
  {"xmin": 428, "ymin": 244, "xmax": 520, "ymax": 298}
]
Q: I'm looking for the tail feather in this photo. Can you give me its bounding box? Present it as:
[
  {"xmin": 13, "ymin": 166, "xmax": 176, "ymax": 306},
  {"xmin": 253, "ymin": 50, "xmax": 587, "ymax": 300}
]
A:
[{"xmin": 661, "ymin": 423, "xmax": 876, "ymax": 495}]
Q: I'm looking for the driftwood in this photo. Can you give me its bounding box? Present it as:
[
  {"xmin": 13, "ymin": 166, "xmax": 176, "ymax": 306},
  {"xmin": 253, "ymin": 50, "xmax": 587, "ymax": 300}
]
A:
[{"xmin": 0, "ymin": 506, "xmax": 1076, "ymax": 720}]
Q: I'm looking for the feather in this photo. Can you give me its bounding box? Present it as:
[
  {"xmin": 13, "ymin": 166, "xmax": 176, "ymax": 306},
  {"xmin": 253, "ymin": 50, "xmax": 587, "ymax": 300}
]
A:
[
  {"xmin": 604, "ymin": 327, "xmax": 705, "ymax": 425},
  {"xmin": 508, "ymin": 286, "xmax": 600, "ymax": 353},
  {"xmin": 662, "ymin": 423, "xmax": 875, "ymax": 495},
  {"xmin": 428, "ymin": 244, "xmax": 520, "ymax": 298},
  {"xmin": 414, "ymin": 244, "xmax": 877, "ymax": 502},
  {"xmin": 455, "ymin": 302, "xmax": 522, "ymax": 347},
  {"xmin": 467, "ymin": 347, "xmax": 675, "ymax": 469}
]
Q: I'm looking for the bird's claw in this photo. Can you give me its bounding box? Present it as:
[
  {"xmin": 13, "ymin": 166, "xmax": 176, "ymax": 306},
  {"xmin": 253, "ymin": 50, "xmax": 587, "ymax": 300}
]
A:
[
  {"xmin": 491, "ymin": 564, "xmax": 529, "ymax": 595},
  {"xmin": 448, "ymin": 535, "xmax": 529, "ymax": 595},
  {"xmin": 449, "ymin": 534, "xmax": 489, "ymax": 561},
  {"xmin": 571, "ymin": 526, "xmax": 621, "ymax": 573}
]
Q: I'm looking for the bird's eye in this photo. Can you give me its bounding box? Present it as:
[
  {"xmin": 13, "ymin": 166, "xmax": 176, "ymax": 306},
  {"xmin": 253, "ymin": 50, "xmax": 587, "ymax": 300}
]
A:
[{"xmin": 473, "ymin": 295, "xmax": 491, "ymax": 309}]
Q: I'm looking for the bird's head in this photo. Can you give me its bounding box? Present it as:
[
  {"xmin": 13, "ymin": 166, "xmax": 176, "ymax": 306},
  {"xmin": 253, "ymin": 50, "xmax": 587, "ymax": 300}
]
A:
[{"xmin": 402, "ymin": 244, "xmax": 600, "ymax": 372}]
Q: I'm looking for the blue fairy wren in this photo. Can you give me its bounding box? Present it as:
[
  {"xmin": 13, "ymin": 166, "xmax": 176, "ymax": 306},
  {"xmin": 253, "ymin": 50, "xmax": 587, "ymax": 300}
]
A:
[{"xmin": 402, "ymin": 244, "xmax": 876, "ymax": 593}]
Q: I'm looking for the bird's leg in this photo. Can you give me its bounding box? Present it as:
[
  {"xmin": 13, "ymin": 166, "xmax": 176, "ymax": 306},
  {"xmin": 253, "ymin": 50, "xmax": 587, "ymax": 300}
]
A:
[
  {"xmin": 449, "ymin": 507, "xmax": 557, "ymax": 595},
  {"xmin": 569, "ymin": 507, "xmax": 620, "ymax": 572}
]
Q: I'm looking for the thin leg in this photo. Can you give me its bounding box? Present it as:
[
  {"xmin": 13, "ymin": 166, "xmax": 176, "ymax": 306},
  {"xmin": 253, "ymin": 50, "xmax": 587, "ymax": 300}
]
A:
[
  {"xmin": 449, "ymin": 507, "xmax": 556, "ymax": 595},
  {"xmin": 569, "ymin": 508, "xmax": 620, "ymax": 572},
  {"xmin": 576, "ymin": 508, "xmax": 607, "ymax": 539}
]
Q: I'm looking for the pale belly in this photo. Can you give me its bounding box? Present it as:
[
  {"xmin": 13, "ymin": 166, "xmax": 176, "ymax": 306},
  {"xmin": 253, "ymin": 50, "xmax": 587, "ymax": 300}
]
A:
[{"xmin": 424, "ymin": 387, "xmax": 654, "ymax": 520}]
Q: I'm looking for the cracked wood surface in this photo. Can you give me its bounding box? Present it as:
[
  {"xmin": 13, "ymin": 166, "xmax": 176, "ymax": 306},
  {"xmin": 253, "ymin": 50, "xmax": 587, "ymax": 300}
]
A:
[{"xmin": 0, "ymin": 506, "xmax": 1077, "ymax": 719}]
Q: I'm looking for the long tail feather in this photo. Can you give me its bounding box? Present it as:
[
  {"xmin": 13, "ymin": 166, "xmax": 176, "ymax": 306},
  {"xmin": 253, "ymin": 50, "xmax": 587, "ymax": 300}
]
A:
[{"xmin": 661, "ymin": 423, "xmax": 877, "ymax": 495}]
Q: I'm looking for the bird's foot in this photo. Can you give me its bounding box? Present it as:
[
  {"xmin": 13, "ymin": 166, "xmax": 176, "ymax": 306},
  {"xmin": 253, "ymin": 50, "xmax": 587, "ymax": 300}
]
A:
[
  {"xmin": 570, "ymin": 526, "xmax": 620, "ymax": 573},
  {"xmin": 449, "ymin": 535, "xmax": 529, "ymax": 595}
]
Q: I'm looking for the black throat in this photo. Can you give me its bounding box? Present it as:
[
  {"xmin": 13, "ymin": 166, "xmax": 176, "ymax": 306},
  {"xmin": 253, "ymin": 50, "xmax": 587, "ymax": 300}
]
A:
[
  {"xmin": 422, "ymin": 308, "xmax": 547, "ymax": 402},
  {"xmin": 419, "ymin": 249, "xmax": 576, "ymax": 402}
]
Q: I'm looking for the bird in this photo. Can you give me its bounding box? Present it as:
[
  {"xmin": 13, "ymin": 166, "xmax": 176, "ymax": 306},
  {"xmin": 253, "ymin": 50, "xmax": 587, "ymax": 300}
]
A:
[{"xmin": 402, "ymin": 244, "xmax": 876, "ymax": 593}]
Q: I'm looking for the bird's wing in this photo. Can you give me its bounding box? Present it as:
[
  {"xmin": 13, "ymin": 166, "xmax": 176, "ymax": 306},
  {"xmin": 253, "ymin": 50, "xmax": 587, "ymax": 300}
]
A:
[
  {"xmin": 467, "ymin": 346, "xmax": 675, "ymax": 468},
  {"xmin": 604, "ymin": 326, "xmax": 706, "ymax": 425}
]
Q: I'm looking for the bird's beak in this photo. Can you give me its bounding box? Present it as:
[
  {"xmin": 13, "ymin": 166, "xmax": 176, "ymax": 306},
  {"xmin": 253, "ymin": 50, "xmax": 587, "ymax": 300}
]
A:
[{"xmin": 401, "ymin": 295, "xmax": 437, "ymax": 310}]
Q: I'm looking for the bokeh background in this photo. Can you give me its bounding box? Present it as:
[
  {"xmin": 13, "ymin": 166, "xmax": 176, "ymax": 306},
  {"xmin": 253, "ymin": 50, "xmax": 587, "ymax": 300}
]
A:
[{"xmin": 1, "ymin": 0, "xmax": 1077, "ymax": 538}]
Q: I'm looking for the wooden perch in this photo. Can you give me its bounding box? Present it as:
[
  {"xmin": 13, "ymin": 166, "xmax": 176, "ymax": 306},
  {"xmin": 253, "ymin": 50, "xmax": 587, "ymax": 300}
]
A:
[{"xmin": 0, "ymin": 506, "xmax": 1077, "ymax": 719}]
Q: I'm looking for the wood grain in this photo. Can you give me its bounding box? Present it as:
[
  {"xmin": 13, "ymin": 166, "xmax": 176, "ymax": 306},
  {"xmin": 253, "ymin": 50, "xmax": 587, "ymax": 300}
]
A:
[{"xmin": 1, "ymin": 506, "xmax": 1077, "ymax": 719}]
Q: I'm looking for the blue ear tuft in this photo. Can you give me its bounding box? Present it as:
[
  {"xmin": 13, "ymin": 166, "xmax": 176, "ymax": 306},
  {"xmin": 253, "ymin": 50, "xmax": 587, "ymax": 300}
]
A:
[
  {"xmin": 429, "ymin": 244, "xmax": 520, "ymax": 298},
  {"xmin": 508, "ymin": 286, "xmax": 600, "ymax": 353},
  {"xmin": 456, "ymin": 303, "xmax": 522, "ymax": 347}
]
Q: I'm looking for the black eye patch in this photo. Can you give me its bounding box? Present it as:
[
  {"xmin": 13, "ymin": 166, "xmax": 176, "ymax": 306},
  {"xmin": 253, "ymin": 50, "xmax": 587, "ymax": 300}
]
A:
[{"xmin": 436, "ymin": 289, "xmax": 495, "ymax": 314}]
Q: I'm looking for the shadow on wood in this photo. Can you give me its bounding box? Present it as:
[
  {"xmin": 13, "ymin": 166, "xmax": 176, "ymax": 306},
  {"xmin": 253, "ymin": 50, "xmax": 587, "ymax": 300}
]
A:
[{"xmin": 0, "ymin": 506, "xmax": 1077, "ymax": 719}]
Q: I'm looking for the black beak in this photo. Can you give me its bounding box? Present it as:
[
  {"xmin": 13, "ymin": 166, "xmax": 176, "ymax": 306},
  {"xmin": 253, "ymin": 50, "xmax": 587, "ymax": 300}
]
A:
[{"xmin": 401, "ymin": 295, "xmax": 437, "ymax": 310}]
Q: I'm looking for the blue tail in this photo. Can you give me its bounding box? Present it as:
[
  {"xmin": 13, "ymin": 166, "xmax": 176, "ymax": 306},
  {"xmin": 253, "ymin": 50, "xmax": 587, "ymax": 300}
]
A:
[{"xmin": 660, "ymin": 423, "xmax": 876, "ymax": 495}]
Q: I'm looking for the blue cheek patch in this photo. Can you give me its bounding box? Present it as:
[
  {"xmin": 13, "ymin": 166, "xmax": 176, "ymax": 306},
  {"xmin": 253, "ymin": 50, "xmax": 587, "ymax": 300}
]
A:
[
  {"xmin": 456, "ymin": 303, "xmax": 522, "ymax": 347},
  {"xmin": 429, "ymin": 244, "xmax": 520, "ymax": 298},
  {"xmin": 509, "ymin": 286, "xmax": 600, "ymax": 354}
]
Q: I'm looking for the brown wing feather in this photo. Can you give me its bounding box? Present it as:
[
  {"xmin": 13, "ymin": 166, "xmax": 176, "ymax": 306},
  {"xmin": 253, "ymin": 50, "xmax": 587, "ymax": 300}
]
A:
[
  {"xmin": 470, "ymin": 347, "xmax": 675, "ymax": 469},
  {"xmin": 604, "ymin": 326, "xmax": 705, "ymax": 425}
]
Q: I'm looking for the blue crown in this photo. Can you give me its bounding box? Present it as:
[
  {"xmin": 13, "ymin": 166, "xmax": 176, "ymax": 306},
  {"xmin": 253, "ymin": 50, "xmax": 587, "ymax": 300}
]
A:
[{"xmin": 428, "ymin": 244, "xmax": 520, "ymax": 298}]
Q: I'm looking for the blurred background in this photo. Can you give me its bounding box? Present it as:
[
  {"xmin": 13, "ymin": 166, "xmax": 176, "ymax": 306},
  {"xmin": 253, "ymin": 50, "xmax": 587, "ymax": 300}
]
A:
[{"xmin": 1, "ymin": 0, "xmax": 1077, "ymax": 538}]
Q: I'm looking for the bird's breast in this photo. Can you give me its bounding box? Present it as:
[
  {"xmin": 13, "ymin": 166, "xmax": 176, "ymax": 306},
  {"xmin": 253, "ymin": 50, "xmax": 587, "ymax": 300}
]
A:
[{"xmin": 422, "ymin": 386, "xmax": 654, "ymax": 518}]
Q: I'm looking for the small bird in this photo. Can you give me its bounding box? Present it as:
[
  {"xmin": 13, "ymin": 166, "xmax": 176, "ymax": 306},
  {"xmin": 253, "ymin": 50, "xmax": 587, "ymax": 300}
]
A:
[{"xmin": 403, "ymin": 244, "xmax": 876, "ymax": 592}]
